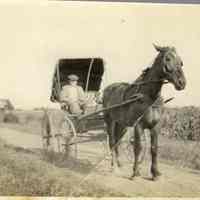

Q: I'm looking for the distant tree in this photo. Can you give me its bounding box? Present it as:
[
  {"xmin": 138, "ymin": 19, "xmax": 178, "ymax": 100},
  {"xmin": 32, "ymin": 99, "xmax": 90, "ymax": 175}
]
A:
[{"xmin": 0, "ymin": 99, "xmax": 14, "ymax": 110}]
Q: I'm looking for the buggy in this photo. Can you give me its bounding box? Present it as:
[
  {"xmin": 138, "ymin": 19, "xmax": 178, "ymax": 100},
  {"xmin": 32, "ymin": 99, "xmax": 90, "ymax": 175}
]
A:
[{"xmin": 42, "ymin": 57, "xmax": 147, "ymax": 162}]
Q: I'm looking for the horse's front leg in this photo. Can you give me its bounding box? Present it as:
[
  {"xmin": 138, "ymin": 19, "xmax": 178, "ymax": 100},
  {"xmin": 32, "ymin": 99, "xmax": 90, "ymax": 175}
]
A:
[
  {"xmin": 150, "ymin": 125, "xmax": 162, "ymax": 181},
  {"xmin": 131, "ymin": 123, "xmax": 143, "ymax": 179}
]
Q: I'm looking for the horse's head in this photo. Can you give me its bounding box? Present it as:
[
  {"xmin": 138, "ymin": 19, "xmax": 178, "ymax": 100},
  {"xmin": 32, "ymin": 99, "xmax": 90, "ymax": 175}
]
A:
[{"xmin": 154, "ymin": 44, "xmax": 186, "ymax": 90}]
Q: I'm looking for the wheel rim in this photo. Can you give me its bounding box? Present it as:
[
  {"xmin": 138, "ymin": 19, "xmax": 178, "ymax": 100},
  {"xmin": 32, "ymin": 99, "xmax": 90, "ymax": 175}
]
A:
[
  {"xmin": 120, "ymin": 128, "xmax": 147, "ymax": 164},
  {"xmin": 58, "ymin": 116, "xmax": 77, "ymax": 158},
  {"xmin": 41, "ymin": 111, "xmax": 52, "ymax": 151}
]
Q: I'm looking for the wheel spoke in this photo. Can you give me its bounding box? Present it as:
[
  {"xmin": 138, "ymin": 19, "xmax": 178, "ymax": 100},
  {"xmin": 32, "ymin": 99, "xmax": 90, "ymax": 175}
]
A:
[{"xmin": 119, "ymin": 129, "xmax": 147, "ymax": 163}]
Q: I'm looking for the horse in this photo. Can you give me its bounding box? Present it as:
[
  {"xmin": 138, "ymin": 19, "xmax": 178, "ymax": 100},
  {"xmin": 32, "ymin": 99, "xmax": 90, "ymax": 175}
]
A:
[{"xmin": 102, "ymin": 44, "xmax": 186, "ymax": 181}]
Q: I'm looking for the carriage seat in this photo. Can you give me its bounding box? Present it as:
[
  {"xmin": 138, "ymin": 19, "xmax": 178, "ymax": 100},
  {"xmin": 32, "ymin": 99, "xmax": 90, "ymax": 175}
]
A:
[{"xmin": 61, "ymin": 92, "xmax": 101, "ymax": 113}]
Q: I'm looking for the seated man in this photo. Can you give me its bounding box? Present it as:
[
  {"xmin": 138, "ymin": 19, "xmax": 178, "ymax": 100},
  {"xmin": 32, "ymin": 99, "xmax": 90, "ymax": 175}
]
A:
[{"xmin": 60, "ymin": 74, "xmax": 86, "ymax": 115}]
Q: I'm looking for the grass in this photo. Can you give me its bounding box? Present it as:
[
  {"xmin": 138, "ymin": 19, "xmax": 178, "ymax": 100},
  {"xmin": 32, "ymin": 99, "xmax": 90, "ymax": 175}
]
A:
[
  {"xmin": 0, "ymin": 122, "xmax": 42, "ymax": 135},
  {"xmin": 0, "ymin": 109, "xmax": 44, "ymax": 135},
  {"xmin": 158, "ymin": 135, "xmax": 200, "ymax": 170},
  {"xmin": 0, "ymin": 139, "xmax": 126, "ymax": 196},
  {"xmin": 0, "ymin": 109, "xmax": 69, "ymax": 136}
]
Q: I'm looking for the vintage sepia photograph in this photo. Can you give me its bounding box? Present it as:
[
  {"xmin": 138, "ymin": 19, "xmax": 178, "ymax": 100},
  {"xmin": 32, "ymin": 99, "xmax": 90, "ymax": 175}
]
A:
[{"xmin": 0, "ymin": 1, "xmax": 200, "ymax": 197}]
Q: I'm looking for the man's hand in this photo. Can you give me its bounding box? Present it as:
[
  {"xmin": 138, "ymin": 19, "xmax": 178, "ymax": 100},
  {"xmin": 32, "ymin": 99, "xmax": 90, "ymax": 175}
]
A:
[
  {"xmin": 60, "ymin": 102, "xmax": 66, "ymax": 107},
  {"xmin": 60, "ymin": 102, "xmax": 68, "ymax": 111}
]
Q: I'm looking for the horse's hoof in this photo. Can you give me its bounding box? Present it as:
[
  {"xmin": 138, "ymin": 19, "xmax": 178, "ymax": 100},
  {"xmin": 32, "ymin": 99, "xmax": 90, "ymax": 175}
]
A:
[
  {"xmin": 134, "ymin": 171, "xmax": 141, "ymax": 177},
  {"xmin": 129, "ymin": 176, "xmax": 134, "ymax": 180},
  {"xmin": 153, "ymin": 171, "xmax": 162, "ymax": 177},
  {"xmin": 151, "ymin": 170, "xmax": 162, "ymax": 181},
  {"xmin": 152, "ymin": 175, "xmax": 160, "ymax": 181},
  {"xmin": 130, "ymin": 171, "xmax": 140, "ymax": 180},
  {"xmin": 129, "ymin": 174, "xmax": 138, "ymax": 180},
  {"xmin": 156, "ymin": 171, "xmax": 162, "ymax": 176},
  {"xmin": 151, "ymin": 169, "xmax": 162, "ymax": 177},
  {"xmin": 117, "ymin": 162, "xmax": 122, "ymax": 168}
]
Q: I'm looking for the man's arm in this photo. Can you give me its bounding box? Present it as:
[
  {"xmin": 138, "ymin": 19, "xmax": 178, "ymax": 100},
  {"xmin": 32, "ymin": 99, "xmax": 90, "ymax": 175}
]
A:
[
  {"xmin": 60, "ymin": 86, "xmax": 71, "ymax": 103},
  {"xmin": 78, "ymin": 86, "xmax": 86, "ymax": 104}
]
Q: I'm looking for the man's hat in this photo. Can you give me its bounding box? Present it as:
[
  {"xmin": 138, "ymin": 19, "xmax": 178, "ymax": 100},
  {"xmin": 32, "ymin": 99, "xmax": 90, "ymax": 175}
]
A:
[{"xmin": 67, "ymin": 74, "xmax": 79, "ymax": 81}]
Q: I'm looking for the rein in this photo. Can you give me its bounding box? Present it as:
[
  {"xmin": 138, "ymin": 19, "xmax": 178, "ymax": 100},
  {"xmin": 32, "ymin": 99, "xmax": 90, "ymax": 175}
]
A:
[
  {"xmin": 131, "ymin": 79, "xmax": 169, "ymax": 86},
  {"xmin": 124, "ymin": 78, "xmax": 169, "ymax": 100}
]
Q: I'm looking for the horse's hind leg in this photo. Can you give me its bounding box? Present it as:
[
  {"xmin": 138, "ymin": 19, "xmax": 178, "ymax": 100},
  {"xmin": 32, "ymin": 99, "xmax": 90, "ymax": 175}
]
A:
[
  {"xmin": 105, "ymin": 120, "xmax": 115, "ymax": 167},
  {"xmin": 105, "ymin": 118, "xmax": 123, "ymax": 172},
  {"xmin": 114, "ymin": 123, "xmax": 126, "ymax": 167},
  {"xmin": 131, "ymin": 123, "xmax": 143, "ymax": 179},
  {"xmin": 150, "ymin": 125, "xmax": 162, "ymax": 181},
  {"xmin": 108, "ymin": 122, "xmax": 122, "ymax": 172}
]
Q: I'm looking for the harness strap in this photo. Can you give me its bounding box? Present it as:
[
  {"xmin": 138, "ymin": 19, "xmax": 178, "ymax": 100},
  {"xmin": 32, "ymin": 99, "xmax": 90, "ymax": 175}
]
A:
[
  {"xmin": 124, "ymin": 78, "xmax": 169, "ymax": 100},
  {"xmin": 77, "ymin": 93, "xmax": 144, "ymax": 121},
  {"xmin": 132, "ymin": 79, "xmax": 168, "ymax": 86}
]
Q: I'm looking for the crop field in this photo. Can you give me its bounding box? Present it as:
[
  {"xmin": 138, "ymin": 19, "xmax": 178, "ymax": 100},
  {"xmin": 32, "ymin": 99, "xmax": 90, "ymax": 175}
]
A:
[{"xmin": 161, "ymin": 106, "xmax": 200, "ymax": 141}]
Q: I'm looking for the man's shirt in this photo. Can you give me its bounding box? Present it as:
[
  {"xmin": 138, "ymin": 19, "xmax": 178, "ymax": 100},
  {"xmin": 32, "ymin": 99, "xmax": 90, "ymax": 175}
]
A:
[{"xmin": 60, "ymin": 84, "xmax": 85, "ymax": 104}]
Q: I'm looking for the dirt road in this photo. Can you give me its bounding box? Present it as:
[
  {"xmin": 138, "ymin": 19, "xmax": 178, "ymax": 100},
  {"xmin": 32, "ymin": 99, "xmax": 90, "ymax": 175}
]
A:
[{"xmin": 0, "ymin": 126, "xmax": 200, "ymax": 197}]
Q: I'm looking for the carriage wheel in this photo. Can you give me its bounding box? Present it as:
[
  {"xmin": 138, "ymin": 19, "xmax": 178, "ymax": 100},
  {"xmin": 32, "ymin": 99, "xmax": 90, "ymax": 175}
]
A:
[
  {"xmin": 120, "ymin": 128, "xmax": 147, "ymax": 164},
  {"xmin": 41, "ymin": 110, "xmax": 53, "ymax": 152},
  {"xmin": 55, "ymin": 116, "xmax": 77, "ymax": 159}
]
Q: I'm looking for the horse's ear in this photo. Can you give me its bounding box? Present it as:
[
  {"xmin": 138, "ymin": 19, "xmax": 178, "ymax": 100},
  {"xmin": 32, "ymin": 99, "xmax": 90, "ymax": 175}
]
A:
[{"xmin": 153, "ymin": 43, "xmax": 164, "ymax": 52}]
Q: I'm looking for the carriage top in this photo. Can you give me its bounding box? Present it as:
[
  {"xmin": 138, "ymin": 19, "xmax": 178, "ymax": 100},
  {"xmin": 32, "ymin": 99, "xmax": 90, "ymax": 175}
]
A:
[{"xmin": 50, "ymin": 58, "xmax": 105, "ymax": 103}]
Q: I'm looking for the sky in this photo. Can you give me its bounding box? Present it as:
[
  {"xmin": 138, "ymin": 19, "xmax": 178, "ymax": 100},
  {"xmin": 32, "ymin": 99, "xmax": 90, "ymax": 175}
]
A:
[{"xmin": 0, "ymin": 1, "xmax": 199, "ymax": 109}]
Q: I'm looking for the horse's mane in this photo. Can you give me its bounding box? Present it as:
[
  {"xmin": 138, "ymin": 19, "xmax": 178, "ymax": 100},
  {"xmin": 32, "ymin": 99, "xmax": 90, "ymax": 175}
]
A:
[
  {"xmin": 134, "ymin": 66, "xmax": 152, "ymax": 83},
  {"xmin": 125, "ymin": 55, "xmax": 159, "ymax": 97},
  {"xmin": 134, "ymin": 50, "xmax": 163, "ymax": 84}
]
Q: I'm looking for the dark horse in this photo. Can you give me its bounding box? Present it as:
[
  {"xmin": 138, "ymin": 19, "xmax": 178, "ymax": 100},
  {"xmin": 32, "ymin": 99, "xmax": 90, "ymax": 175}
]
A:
[{"xmin": 103, "ymin": 44, "xmax": 186, "ymax": 180}]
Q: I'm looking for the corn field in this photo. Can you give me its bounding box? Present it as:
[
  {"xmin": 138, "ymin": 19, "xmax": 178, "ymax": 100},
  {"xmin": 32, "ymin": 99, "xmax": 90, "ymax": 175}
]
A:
[{"xmin": 160, "ymin": 106, "xmax": 200, "ymax": 141}]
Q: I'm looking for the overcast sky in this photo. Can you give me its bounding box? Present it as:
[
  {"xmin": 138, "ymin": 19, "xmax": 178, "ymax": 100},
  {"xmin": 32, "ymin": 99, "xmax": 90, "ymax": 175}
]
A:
[{"xmin": 0, "ymin": 1, "xmax": 199, "ymax": 109}]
